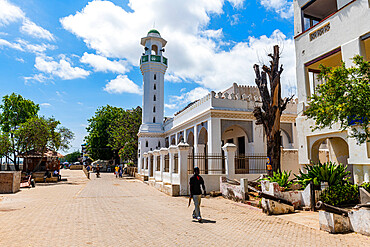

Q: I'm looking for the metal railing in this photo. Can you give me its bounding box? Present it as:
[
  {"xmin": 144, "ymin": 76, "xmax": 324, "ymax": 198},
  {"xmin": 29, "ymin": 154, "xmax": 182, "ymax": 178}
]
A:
[
  {"xmin": 164, "ymin": 154, "xmax": 169, "ymax": 172},
  {"xmin": 173, "ymin": 153, "xmax": 178, "ymax": 173},
  {"xmin": 235, "ymin": 154, "xmax": 267, "ymax": 174},
  {"xmin": 188, "ymin": 153, "xmax": 225, "ymax": 175}
]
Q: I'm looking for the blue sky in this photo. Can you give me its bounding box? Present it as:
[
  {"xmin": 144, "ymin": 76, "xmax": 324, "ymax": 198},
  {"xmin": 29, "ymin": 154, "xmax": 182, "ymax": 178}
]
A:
[{"xmin": 0, "ymin": 0, "xmax": 296, "ymax": 154}]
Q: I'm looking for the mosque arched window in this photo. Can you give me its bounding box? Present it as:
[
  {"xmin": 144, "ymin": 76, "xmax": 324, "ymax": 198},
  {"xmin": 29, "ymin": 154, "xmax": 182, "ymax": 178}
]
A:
[{"xmin": 153, "ymin": 95, "xmax": 156, "ymax": 101}]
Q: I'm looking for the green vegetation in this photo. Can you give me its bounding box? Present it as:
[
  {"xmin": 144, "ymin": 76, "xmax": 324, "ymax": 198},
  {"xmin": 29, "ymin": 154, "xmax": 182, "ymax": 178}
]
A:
[
  {"xmin": 320, "ymin": 183, "xmax": 359, "ymax": 206},
  {"xmin": 362, "ymin": 182, "xmax": 370, "ymax": 193},
  {"xmin": 85, "ymin": 105, "xmax": 141, "ymax": 163},
  {"xmin": 260, "ymin": 170, "xmax": 293, "ymax": 190},
  {"xmin": 295, "ymin": 161, "xmax": 350, "ymax": 188},
  {"xmin": 0, "ymin": 93, "xmax": 73, "ymax": 171},
  {"xmin": 63, "ymin": 150, "xmax": 81, "ymax": 163},
  {"xmin": 305, "ymin": 56, "xmax": 370, "ymax": 144}
]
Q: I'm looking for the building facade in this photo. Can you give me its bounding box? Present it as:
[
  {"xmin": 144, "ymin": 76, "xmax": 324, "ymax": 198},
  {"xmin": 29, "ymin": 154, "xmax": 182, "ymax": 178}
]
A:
[
  {"xmin": 294, "ymin": 0, "xmax": 370, "ymax": 183},
  {"xmin": 137, "ymin": 30, "xmax": 298, "ymax": 194}
]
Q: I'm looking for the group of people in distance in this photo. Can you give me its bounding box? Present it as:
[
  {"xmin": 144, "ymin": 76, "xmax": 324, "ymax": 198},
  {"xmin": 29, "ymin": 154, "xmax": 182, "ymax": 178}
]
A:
[{"xmin": 114, "ymin": 165, "xmax": 127, "ymax": 178}]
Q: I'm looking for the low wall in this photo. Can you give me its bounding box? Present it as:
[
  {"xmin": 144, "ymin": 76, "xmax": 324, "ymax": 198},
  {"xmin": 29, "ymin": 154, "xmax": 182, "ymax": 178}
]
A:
[
  {"xmin": 70, "ymin": 165, "xmax": 83, "ymax": 170},
  {"xmin": 220, "ymin": 177, "xmax": 244, "ymax": 202},
  {"xmin": 201, "ymin": 174, "xmax": 223, "ymax": 192},
  {"xmin": 261, "ymin": 181, "xmax": 321, "ymax": 209},
  {"xmin": 0, "ymin": 171, "xmax": 21, "ymax": 193},
  {"xmin": 281, "ymin": 149, "xmax": 299, "ymax": 179}
]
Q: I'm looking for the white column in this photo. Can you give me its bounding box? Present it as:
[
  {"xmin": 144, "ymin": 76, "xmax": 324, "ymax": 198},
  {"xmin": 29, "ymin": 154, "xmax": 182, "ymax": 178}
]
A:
[
  {"xmin": 208, "ymin": 118, "xmax": 221, "ymax": 154},
  {"xmin": 178, "ymin": 142, "xmax": 190, "ymax": 195},
  {"xmin": 363, "ymin": 165, "xmax": 370, "ymax": 183},
  {"xmin": 148, "ymin": 151, "xmax": 153, "ymax": 178},
  {"xmin": 253, "ymin": 121, "xmax": 265, "ymax": 153},
  {"xmin": 168, "ymin": 145, "xmax": 177, "ymax": 184},
  {"xmin": 194, "ymin": 124, "xmax": 198, "ymax": 154},
  {"xmin": 143, "ymin": 153, "xmax": 148, "ymax": 176},
  {"xmin": 159, "ymin": 148, "xmax": 168, "ymax": 181},
  {"xmin": 222, "ymin": 143, "xmax": 237, "ymax": 179},
  {"xmin": 153, "ymin": 150, "xmax": 160, "ymax": 180}
]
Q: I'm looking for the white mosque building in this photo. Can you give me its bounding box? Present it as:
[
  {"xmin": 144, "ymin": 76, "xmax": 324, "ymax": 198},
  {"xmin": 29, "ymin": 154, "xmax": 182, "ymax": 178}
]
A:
[
  {"xmin": 293, "ymin": 0, "xmax": 370, "ymax": 184},
  {"xmin": 137, "ymin": 29, "xmax": 298, "ymax": 194}
]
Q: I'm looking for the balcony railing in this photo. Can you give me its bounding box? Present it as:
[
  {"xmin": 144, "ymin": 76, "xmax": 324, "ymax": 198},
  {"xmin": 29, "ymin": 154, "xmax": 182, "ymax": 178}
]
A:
[{"xmin": 140, "ymin": 55, "xmax": 167, "ymax": 65}]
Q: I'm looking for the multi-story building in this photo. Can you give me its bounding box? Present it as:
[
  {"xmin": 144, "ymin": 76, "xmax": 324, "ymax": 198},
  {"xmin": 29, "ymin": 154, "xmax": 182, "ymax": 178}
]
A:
[{"xmin": 294, "ymin": 0, "xmax": 370, "ymax": 183}]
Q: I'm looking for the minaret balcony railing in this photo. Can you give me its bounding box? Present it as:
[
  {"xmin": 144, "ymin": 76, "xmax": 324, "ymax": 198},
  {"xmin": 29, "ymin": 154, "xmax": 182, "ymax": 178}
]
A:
[{"xmin": 140, "ymin": 55, "xmax": 167, "ymax": 65}]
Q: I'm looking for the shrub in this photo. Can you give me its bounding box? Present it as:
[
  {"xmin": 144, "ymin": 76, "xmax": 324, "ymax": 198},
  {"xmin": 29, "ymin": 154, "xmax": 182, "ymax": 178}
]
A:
[
  {"xmin": 361, "ymin": 182, "xmax": 370, "ymax": 193},
  {"xmin": 319, "ymin": 183, "xmax": 359, "ymax": 206},
  {"xmin": 260, "ymin": 170, "xmax": 293, "ymax": 190},
  {"xmin": 295, "ymin": 161, "xmax": 350, "ymax": 188}
]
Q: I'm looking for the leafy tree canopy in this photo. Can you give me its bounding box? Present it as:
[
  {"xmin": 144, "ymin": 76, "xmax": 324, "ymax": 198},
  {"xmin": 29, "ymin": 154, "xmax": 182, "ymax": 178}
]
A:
[
  {"xmin": 15, "ymin": 116, "xmax": 74, "ymax": 171},
  {"xmin": 109, "ymin": 106, "xmax": 142, "ymax": 162},
  {"xmin": 84, "ymin": 105, "xmax": 142, "ymax": 163},
  {"xmin": 305, "ymin": 56, "xmax": 370, "ymax": 144},
  {"xmin": 63, "ymin": 150, "xmax": 81, "ymax": 163},
  {"xmin": 0, "ymin": 93, "xmax": 39, "ymax": 132},
  {"xmin": 85, "ymin": 105, "xmax": 125, "ymax": 160}
]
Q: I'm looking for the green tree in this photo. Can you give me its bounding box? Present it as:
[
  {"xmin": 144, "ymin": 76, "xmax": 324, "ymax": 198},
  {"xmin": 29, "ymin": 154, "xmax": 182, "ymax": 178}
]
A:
[
  {"xmin": 16, "ymin": 116, "xmax": 74, "ymax": 171},
  {"xmin": 109, "ymin": 106, "xmax": 142, "ymax": 162},
  {"xmin": 305, "ymin": 56, "xmax": 370, "ymax": 144},
  {"xmin": 0, "ymin": 93, "xmax": 40, "ymax": 170},
  {"xmin": 0, "ymin": 132, "xmax": 11, "ymax": 167},
  {"xmin": 64, "ymin": 150, "xmax": 81, "ymax": 163},
  {"xmin": 85, "ymin": 105, "xmax": 124, "ymax": 160}
]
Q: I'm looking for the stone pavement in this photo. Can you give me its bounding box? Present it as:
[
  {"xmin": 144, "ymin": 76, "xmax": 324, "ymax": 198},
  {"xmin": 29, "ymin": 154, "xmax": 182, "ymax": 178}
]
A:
[{"xmin": 0, "ymin": 170, "xmax": 369, "ymax": 247}]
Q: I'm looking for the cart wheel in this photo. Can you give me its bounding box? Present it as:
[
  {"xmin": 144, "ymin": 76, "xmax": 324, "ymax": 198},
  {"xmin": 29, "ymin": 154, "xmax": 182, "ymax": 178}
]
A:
[{"xmin": 31, "ymin": 179, "xmax": 36, "ymax": 187}]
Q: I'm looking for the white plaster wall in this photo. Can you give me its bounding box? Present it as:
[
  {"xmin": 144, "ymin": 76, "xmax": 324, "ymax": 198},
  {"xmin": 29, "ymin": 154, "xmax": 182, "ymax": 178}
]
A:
[
  {"xmin": 295, "ymin": 0, "xmax": 370, "ymax": 103},
  {"xmin": 162, "ymin": 172, "xmax": 171, "ymax": 184}
]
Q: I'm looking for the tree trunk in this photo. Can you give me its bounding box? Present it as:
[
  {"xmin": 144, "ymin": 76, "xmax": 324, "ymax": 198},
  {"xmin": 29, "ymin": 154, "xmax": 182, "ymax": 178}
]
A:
[{"xmin": 253, "ymin": 45, "xmax": 293, "ymax": 176}]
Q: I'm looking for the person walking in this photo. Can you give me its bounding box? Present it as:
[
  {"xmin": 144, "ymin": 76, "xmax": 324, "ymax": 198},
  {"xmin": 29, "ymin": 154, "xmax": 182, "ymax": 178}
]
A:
[
  {"xmin": 189, "ymin": 167, "xmax": 206, "ymax": 222},
  {"xmin": 115, "ymin": 165, "xmax": 119, "ymax": 178}
]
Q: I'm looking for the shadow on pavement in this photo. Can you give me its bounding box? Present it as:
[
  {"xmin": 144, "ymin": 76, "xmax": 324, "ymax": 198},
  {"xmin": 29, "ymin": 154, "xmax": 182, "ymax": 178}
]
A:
[{"xmin": 192, "ymin": 219, "xmax": 216, "ymax": 224}]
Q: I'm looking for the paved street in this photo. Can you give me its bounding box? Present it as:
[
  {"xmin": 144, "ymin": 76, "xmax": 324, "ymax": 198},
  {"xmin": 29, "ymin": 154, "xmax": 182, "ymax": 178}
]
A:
[{"xmin": 0, "ymin": 170, "xmax": 369, "ymax": 247}]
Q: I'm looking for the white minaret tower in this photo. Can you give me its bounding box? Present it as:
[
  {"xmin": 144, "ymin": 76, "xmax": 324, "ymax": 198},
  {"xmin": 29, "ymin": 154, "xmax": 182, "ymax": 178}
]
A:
[{"xmin": 138, "ymin": 29, "xmax": 167, "ymax": 173}]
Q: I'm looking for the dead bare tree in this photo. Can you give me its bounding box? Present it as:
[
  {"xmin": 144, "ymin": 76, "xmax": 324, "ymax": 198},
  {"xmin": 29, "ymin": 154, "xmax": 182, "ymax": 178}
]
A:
[{"xmin": 253, "ymin": 45, "xmax": 293, "ymax": 176}]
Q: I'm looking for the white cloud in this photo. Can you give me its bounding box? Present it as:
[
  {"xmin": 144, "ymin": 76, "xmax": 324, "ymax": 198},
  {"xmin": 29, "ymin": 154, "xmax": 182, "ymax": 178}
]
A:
[
  {"xmin": 15, "ymin": 57, "xmax": 24, "ymax": 63},
  {"xmin": 104, "ymin": 75, "xmax": 141, "ymax": 94},
  {"xmin": 228, "ymin": 0, "xmax": 245, "ymax": 8},
  {"xmin": 24, "ymin": 73, "xmax": 49, "ymax": 83},
  {"xmin": 170, "ymin": 87, "xmax": 210, "ymax": 106},
  {"xmin": 0, "ymin": 38, "xmax": 55, "ymax": 53},
  {"xmin": 40, "ymin": 103, "xmax": 51, "ymax": 107},
  {"xmin": 259, "ymin": 0, "xmax": 294, "ymax": 19},
  {"xmin": 61, "ymin": 0, "xmax": 295, "ymax": 94},
  {"xmin": 16, "ymin": 39, "xmax": 56, "ymax": 53},
  {"xmin": 164, "ymin": 103, "xmax": 177, "ymax": 109},
  {"xmin": 21, "ymin": 19, "xmax": 55, "ymax": 41},
  {"xmin": 80, "ymin": 52, "xmax": 129, "ymax": 73},
  {"xmin": 165, "ymin": 73, "xmax": 182, "ymax": 83},
  {"xmin": 0, "ymin": 0, "xmax": 54, "ymax": 40},
  {"xmin": 35, "ymin": 55, "xmax": 90, "ymax": 80},
  {"xmin": 0, "ymin": 38, "xmax": 23, "ymax": 50},
  {"xmin": 0, "ymin": 0, "xmax": 24, "ymax": 26}
]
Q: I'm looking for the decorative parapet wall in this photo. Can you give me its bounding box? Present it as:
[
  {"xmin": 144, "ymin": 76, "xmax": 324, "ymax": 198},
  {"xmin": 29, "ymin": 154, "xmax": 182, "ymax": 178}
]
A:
[{"xmin": 171, "ymin": 87, "xmax": 298, "ymax": 128}]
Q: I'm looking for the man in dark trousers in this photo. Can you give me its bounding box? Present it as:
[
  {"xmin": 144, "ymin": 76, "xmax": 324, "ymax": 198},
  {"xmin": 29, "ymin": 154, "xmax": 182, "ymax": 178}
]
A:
[{"xmin": 189, "ymin": 167, "xmax": 206, "ymax": 222}]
